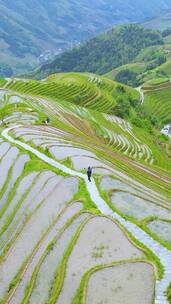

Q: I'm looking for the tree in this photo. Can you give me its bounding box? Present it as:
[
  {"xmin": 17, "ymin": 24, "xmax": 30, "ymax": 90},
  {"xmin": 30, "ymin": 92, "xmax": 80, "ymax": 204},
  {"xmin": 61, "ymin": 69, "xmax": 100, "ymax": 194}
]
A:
[
  {"xmin": 115, "ymin": 69, "xmax": 139, "ymax": 87},
  {"xmin": 116, "ymin": 85, "xmax": 126, "ymax": 93},
  {"xmin": 34, "ymin": 24, "xmax": 164, "ymax": 78},
  {"xmin": 113, "ymin": 97, "xmax": 130, "ymax": 118},
  {"xmin": 162, "ymin": 28, "xmax": 171, "ymax": 37},
  {"xmin": 156, "ymin": 55, "xmax": 166, "ymax": 65}
]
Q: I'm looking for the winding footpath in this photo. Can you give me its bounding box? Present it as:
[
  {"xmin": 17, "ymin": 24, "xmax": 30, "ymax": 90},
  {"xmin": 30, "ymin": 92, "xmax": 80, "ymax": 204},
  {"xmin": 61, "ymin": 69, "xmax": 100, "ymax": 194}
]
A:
[
  {"xmin": 2, "ymin": 126, "xmax": 171, "ymax": 304},
  {"xmin": 136, "ymin": 86, "xmax": 145, "ymax": 104}
]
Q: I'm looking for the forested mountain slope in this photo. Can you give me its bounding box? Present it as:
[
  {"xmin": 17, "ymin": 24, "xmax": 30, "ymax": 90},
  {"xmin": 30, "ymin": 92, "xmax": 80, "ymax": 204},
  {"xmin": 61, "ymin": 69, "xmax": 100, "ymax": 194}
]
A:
[
  {"xmin": 1, "ymin": 0, "xmax": 171, "ymax": 77},
  {"xmin": 32, "ymin": 25, "xmax": 164, "ymax": 79},
  {"xmin": 104, "ymin": 26, "xmax": 171, "ymax": 87}
]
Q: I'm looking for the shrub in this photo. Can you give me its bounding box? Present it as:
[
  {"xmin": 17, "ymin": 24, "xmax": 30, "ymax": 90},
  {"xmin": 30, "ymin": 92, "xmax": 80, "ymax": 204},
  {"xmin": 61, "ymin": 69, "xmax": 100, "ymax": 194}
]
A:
[
  {"xmin": 115, "ymin": 69, "xmax": 140, "ymax": 87},
  {"xmin": 113, "ymin": 97, "xmax": 130, "ymax": 118},
  {"xmin": 131, "ymin": 117, "xmax": 143, "ymax": 127},
  {"xmin": 162, "ymin": 28, "xmax": 171, "ymax": 37},
  {"xmin": 159, "ymin": 134, "xmax": 169, "ymax": 143}
]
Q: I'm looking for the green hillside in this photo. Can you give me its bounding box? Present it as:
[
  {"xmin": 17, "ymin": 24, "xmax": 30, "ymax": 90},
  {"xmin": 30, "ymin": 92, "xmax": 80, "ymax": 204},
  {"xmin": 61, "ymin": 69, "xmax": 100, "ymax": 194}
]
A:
[
  {"xmin": 0, "ymin": 72, "xmax": 171, "ymax": 304},
  {"xmin": 4, "ymin": 73, "xmax": 139, "ymax": 118},
  {"xmin": 157, "ymin": 59, "xmax": 171, "ymax": 75},
  {"xmin": 32, "ymin": 24, "xmax": 164, "ymax": 79},
  {"xmin": 144, "ymin": 82, "xmax": 171, "ymax": 125},
  {"xmin": 105, "ymin": 36, "xmax": 171, "ymax": 86},
  {"xmin": 1, "ymin": 0, "xmax": 171, "ymax": 77},
  {"xmin": 1, "ymin": 2, "xmax": 171, "ymax": 303},
  {"xmin": 105, "ymin": 63, "xmax": 147, "ymax": 87},
  {"xmin": 1, "ymin": 72, "xmax": 170, "ymax": 166},
  {"xmin": 105, "ymin": 63, "xmax": 146, "ymax": 79}
]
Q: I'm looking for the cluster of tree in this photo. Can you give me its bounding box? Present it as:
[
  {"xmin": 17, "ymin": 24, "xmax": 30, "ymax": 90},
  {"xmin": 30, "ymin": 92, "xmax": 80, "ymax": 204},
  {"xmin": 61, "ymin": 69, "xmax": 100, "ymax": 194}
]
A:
[
  {"xmin": 34, "ymin": 24, "xmax": 164, "ymax": 79},
  {"xmin": 130, "ymin": 103, "xmax": 159, "ymax": 131},
  {"xmin": 137, "ymin": 45, "xmax": 166, "ymax": 70},
  {"xmin": 162, "ymin": 28, "xmax": 171, "ymax": 37},
  {"xmin": 115, "ymin": 70, "xmax": 140, "ymax": 87},
  {"xmin": 114, "ymin": 45, "xmax": 167, "ymax": 87},
  {"xmin": 145, "ymin": 54, "xmax": 166, "ymax": 71},
  {"xmin": 110, "ymin": 85, "xmax": 139, "ymax": 119},
  {"xmin": 108, "ymin": 85, "xmax": 159, "ymax": 131}
]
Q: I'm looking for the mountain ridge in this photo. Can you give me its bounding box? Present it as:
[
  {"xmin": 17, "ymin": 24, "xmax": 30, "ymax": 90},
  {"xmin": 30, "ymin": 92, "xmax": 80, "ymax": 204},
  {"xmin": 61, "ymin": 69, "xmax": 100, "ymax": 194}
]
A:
[
  {"xmin": 31, "ymin": 24, "xmax": 164, "ymax": 79},
  {"xmin": 1, "ymin": 0, "xmax": 171, "ymax": 76}
]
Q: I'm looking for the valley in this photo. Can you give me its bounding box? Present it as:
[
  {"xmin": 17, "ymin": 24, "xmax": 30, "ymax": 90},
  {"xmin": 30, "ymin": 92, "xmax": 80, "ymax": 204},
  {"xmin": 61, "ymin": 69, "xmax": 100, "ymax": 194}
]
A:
[{"xmin": 1, "ymin": 0, "xmax": 171, "ymax": 77}]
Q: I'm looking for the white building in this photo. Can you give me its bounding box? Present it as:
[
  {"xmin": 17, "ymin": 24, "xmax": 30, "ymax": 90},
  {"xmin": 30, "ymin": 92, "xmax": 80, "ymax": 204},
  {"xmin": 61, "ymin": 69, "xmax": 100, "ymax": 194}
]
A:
[{"xmin": 161, "ymin": 124, "xmax": 171, "ymax": 138}]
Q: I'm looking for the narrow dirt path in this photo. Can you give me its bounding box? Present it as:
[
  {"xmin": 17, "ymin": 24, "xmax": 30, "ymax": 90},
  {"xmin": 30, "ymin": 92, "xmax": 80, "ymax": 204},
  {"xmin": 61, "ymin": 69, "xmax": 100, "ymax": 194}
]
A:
[
  {"xmin": 2, "ymin": 127, "xmax": 171, "ymax": 304},
  {"xmin": 136, "ymin": 86, "xmax": 144, "ymax": 104}
]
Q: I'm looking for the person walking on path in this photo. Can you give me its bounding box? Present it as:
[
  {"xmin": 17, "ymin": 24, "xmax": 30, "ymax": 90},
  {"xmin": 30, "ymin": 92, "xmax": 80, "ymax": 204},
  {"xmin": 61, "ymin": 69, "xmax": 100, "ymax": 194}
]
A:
[{"xmin": 87, "ymin": 166, "xmax": 92, "ymax": 182}]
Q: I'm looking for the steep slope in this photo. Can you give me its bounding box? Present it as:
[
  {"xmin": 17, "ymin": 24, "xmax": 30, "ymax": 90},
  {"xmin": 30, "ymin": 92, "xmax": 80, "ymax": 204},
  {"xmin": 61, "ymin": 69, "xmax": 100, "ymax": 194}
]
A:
[
  {"xmin": 0, "ymin": 74, "xmax": 171, "ymax": 303},
  {"xmin": 105, "ymin": 63, "xmax": 147, "ymax": 87},
  {"xmin": 4, "ymin": 73, "xmax": 139, "ymax": 119},
  {"xmin": 1, "ymin": 0, "xmax": 171, "ymax": 76},
  {"xmin": 104, "ymin": 34, "xmax": 171, "ymax": 87},
  {"xmin": 144, "ymin": 81, "xmax": 171, "ymax": 125},
  {"xmin": 1, "ymin": 73, "xmax": 170, "ymax": 167},
  {"xmin": 157, "ymin": 59, "xmax": 171, "ymax": 76},
  {"xmin": 32, "ymin": 24, "xmax": 164, "ymax": 79}
]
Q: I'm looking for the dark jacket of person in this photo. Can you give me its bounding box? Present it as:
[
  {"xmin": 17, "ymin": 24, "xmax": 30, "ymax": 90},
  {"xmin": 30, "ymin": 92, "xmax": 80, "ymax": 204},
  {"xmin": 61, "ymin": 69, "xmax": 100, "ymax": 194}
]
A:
[{"xmin": 87, "ymin": 166, "xmax": 92, "ymax": 176}]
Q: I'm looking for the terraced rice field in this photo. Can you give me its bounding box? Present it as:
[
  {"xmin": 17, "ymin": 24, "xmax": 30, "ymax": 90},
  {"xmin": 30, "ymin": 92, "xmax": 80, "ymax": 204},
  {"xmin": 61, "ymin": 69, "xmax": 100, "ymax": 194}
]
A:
[
  {"xmin": 86, "ymin": 262, "xmax": 154, "ymax": 304},
  {"xmin": 110, "ymin": 191, "xmax": 171, "ymax": 220},
  {"xmin": 10, "ymin": 119, "xmax": 154, "ymax": 166},
  {"xmin": 100, "ymin": 176, "xmax": 171, "ymax": 220},
  {"xmin": 57, "ymin": 216, "xmax": 144, "ymax": 304},
  {"xmin": 144, "ymin": 84, "xmax": 171, "ymax": 124},
  {"xmin": 0, "ymin": 174, "xmax": 79, "ymax": 298},
  {"xmin": 0, "ymin": 85, "xmax": 166, "ymax": 167},
  {"xmin": 0, "ymin": 75, "xmax": 171, "ymax": 303},
  {"xmin": 147, "ymin": 220, "xmax": 171, "ymax": 244},
  {"xmin": 3, "ymin": 73, "xmax": 138, "ymax": 115},
  {"xmin": 0, "ymin": 140, "xmax": 155, "ymax": 304}
]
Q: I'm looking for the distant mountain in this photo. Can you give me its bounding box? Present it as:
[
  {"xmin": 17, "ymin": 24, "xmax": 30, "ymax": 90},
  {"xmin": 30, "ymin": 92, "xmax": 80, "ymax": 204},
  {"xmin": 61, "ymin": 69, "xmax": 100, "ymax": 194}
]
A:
[
  {"xmin": 144, "ymin": 9, "xmax": 171, "ymax": 31},
  {"xmin": 32, "ymin": 24, "xmax": 164, "ymax": 79},
  {"xmin": 1, "ymin": 0, "xmax": 171, "ymax": 77}
]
